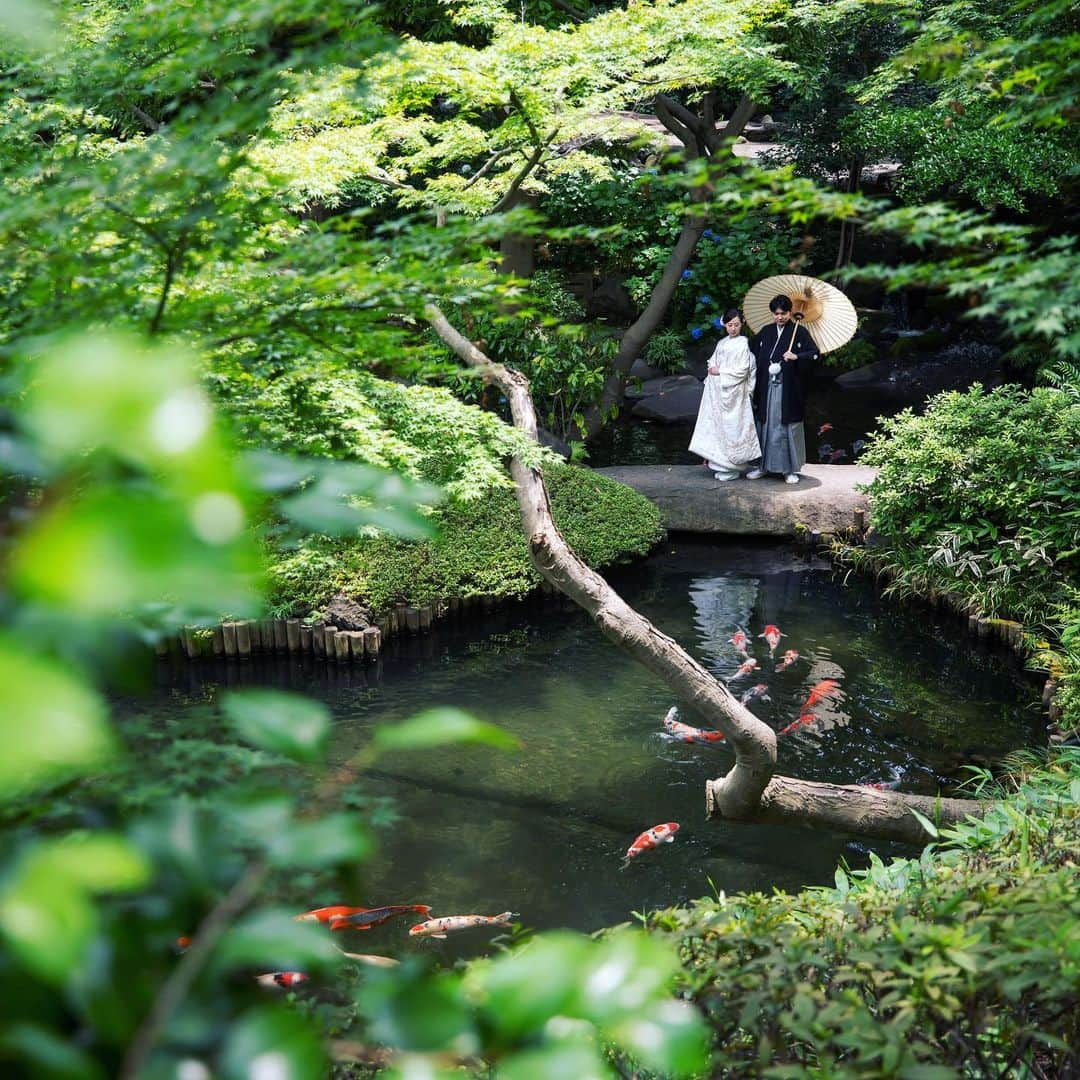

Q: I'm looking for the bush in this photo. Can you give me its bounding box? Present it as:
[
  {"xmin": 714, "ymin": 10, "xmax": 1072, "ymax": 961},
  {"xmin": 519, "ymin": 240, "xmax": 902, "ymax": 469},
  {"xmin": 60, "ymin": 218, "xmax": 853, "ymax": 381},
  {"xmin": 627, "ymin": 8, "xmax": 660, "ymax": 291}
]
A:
[
  {"xmin": 642, "ymin": 328, "xmax": 687, "ymax": 374},
  {"xmin": 646, "ymin": 750, "xmax": 1080, "ymax": 1077},
  {"xmin": 269, "ymin": 462, "xmax": 665, "ymax": 613},
  {"xmin": 820, "ymin": 334, "xmax": 877, "ymax": 372},
  {"xmin": 857, "ymin": 382, "xmax": 1080, "ymax": 622}
]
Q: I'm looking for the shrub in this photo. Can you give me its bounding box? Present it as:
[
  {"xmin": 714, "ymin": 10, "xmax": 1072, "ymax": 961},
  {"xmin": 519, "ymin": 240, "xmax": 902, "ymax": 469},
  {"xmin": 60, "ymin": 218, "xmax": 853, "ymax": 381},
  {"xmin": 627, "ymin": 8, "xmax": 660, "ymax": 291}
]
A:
[
  {"xmin": 642, "ymin": 328, "xmax": 687, "ymax": 374},
  {"xmin": 646, "ymin": 750, "xmax": 1080, "ymax": 1077},
  {"xmin": 820, "ymin": 334, "xmax": 877, "ymax": 372},
  {"xmin": 857, "ymin": 382, "xmax": 1080, "ymax": 622},
  {"xmin": 268, "ymin": 462, "xmax": 665, "ymax": 613}
]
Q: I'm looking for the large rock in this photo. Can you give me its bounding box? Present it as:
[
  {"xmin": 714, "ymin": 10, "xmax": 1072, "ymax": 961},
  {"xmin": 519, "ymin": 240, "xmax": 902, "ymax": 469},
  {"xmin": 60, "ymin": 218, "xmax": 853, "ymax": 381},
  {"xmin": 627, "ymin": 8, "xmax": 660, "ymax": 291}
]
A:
[
  {"xmin": 593, "ymin": 464, "xmax": 877, "ymax": 536},
  {"xmin": 324, "ymin": 595, "xmax": 373, "ymax": 630},
  {"xmin": 630, "ymin": 377, "xmax": 703, "ymax": 422}
]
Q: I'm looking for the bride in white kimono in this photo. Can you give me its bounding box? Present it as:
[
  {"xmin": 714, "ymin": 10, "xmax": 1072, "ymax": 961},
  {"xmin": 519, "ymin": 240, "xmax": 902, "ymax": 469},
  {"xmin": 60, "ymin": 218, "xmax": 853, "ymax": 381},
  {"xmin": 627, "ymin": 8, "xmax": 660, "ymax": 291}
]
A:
[{"xmin": 688, "ymin": 309, "xmax": 760, "ymax": 480}]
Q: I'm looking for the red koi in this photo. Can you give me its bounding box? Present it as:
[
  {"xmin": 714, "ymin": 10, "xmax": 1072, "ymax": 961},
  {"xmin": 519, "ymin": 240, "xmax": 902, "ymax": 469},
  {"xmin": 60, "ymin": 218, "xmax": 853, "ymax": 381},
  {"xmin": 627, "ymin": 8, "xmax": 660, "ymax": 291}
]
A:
[
  {"xmin": 775, "ymin": 649, "xmax": 799, "ymax": 672},
  {"xmin": 295, "ymin": 905, "xmax": 372, "ymax": 925},
  {"xmin": 817, "ymin": 422, "xmax": 833, "ymax": 436},
  {"xmin": 758, "ymin": 624, "xmax": 783, "ymax": 655},
  {"xmin": 328, "ymin": 904, "xmax": 433, "ymax": 932},
  {"xmin": 730, "ymin": 629, "xmax": 750, "ymax": 655},
  {"xmin": 623, "ymin": 822, "xmax": 679, "ymax": 866},
  {"xmin": 861, "ymin": 779, "xmax": 901, "ymax": 792},
  {"xmin": 740, "ymin": 683, "xmax": 771, "ymax": 705},
  {"xmin": 175, "ymin": 935, "xmax": 192, "ymax": 953},
  {"xmin": 663, "ymin": 707, "xmax": 725, "ymax": 744},
  {"xmin": 409, "ymin": 912, "xmax": 517, "ymax": 939},
  {"xmin": 730, "ymin": 657, "xmax": 759, "ymax": 680},
  {"xmin": 256, "ymin": 971, "xmax": 308, "ymax": 989},
  {"xmin": 803, "ymin": 679, "xmax": 842, "ymax": 711},
  {"xmin": 777, "ymin": 711, "xmax": 817, "ymax": 737}
]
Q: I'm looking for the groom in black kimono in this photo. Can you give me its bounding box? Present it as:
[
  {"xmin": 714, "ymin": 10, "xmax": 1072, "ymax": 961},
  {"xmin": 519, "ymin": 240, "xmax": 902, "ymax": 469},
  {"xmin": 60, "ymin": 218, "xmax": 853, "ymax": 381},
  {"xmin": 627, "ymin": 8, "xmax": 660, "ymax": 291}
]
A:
[{"xmin": 746, "ymin": 294, "xmax": 819, "ymax": 484}]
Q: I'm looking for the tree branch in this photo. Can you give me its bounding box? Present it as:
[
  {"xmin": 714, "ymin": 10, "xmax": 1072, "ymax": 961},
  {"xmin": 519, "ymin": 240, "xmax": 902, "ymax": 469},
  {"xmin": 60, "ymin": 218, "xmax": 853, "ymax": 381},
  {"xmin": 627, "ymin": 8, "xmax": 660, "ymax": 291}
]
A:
[
  {"xmin": 425, "ymin": 304, "xmax": 989, "ymax": 842},
  {"xmin": 425, "ymin": 303, "xmax": 776, "ymax": 817},
  {"xmin": 491, "ymin": 128, "xmax": 557, "ymax": 214}
]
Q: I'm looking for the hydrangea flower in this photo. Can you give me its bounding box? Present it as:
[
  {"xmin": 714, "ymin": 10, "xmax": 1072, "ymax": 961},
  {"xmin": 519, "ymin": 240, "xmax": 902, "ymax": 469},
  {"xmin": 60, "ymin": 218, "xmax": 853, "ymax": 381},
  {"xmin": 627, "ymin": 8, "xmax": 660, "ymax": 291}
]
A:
[
  {"xmin": 702, "ymin": 228, "xmax": 713, "ymax": 239},
  {"xmin": 710, "ymin": 233, "xmax": 724, "ymax": 244},
  {"xmin": 690, "ymin": 327, "xmax": 704, "ymax": 340},
  {"xmin": 698, "ymin": 294, "xmax": 712, "ymax": 306},
  {"xmin": 712, "ymin": 316, "xmax": 724, "ymax": 329},
  {"xmin": 681, "ymin": 269, "xmax": 693, "ymax": 280}
]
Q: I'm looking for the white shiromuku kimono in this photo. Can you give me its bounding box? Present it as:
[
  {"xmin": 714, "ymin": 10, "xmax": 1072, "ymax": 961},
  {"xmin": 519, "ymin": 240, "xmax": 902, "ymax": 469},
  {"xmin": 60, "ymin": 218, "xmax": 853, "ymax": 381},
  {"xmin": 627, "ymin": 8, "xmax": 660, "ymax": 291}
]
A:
[{"xmin": 688, "ymin": 335, "xmax": 760, "ymax": 478}]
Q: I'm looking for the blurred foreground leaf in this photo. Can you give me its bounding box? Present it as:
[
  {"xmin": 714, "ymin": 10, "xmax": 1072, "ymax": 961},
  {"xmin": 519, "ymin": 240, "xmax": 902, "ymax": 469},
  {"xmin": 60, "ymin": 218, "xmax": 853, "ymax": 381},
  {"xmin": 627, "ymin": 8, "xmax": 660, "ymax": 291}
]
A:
[
  {"xmin": 0, "ymin": 636, "xmax": 115, "ymax": 799},
  {"xmin": 374, "ymin": 708, "xmax": 520, "ymax": 754},
  {"xmin": 222, "ymin": 690, "xmax": 330, "ymax": 764}
]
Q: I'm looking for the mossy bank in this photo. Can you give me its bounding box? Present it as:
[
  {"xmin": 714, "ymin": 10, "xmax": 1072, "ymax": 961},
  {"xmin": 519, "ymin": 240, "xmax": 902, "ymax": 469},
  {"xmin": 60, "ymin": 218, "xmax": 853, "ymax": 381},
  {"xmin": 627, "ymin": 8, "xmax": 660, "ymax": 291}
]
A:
[{"xmin": 267, "ymin": 461, "xmax": 665, "ymax": 617}]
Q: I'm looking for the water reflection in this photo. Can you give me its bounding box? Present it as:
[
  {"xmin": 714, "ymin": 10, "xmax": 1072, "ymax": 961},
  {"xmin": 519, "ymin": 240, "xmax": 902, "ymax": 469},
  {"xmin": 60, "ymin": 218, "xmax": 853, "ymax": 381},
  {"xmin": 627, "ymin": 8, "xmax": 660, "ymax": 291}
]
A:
[{"xmin": 122, "ymin": 540, "xmax": 1039, "ymax": 954}]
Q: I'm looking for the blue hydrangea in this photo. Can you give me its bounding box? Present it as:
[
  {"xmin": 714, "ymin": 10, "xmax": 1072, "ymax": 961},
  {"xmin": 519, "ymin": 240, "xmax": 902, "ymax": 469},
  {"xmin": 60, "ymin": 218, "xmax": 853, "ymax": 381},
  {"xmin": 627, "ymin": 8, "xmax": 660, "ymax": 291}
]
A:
[
  {"xmin": 712, "ymin": 316, "xmax": 724, "ymax": 329},
  {"xmin": 690, "ymin": 327, "xmax": 704, "ymax": 340},
  {"xmin": 702, "ymin": 228, "xmax": 713, "ymax": 239},
  {"xmin": 710, "ymin": 233, "xmax": 724, "ymax": 244},
  {"xmin": 698, "ymin": 294, "xmax": 712, "ymax": 306},
  {"xmin": 681, "ymin": 269, "xmax": 693, "ymax": 280}
]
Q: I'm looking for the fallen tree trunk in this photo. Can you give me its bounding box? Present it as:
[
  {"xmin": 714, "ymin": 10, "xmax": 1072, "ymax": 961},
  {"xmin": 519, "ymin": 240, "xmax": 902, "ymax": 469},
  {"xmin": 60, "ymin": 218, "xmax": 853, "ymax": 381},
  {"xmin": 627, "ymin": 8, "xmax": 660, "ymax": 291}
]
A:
[
  {"xmin": 426, "ymin": 304, "xmax": 987, "ymax": 843},
  {"xmin": 708, "ymin": 775, "xmax": 979, "ymax": 845}
]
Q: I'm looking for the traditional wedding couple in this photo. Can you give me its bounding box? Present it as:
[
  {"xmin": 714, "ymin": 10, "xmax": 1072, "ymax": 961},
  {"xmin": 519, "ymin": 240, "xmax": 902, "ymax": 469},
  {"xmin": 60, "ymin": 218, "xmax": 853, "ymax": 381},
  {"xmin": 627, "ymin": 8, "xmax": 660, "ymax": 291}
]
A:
[{"xmin": 689, "ymin": 294, "xmax": 819, "ymax": 485}]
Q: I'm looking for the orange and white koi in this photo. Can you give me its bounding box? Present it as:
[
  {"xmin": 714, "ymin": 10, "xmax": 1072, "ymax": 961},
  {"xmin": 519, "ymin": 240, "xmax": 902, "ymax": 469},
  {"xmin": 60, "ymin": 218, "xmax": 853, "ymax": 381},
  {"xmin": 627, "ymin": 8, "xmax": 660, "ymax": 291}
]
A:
[
  {"xmin": 740, "ymin": 683, "xmax": 770, "ymax": 705},
  {"xmin": 256, "ymin": 971, "xmax": 308, "ymax": 990},
  {"xmin": 623, "ymin": 822, "xmax": 679, "ymax": 866},
  {"xmin": 327, "ymin": 905, "xmax": 432, "ymax": 932},
  {"xmin": 730, "ymin": 629, "xmax": 750, "ymax": 655},
  {"xmin": 730, "ymin": 657, "xmax": 758, "ymax": 680},
  {"xmin": 663, "ymin": 707, "xmax": 725, "ymax": 744},
  {"xmin": 777, "ymin": 711, "xmax": 817, "ymax": 737},
  {"xmin": 409, "ymin": 912, "xmax": 517, "ymax": 940},
  {"xmin": 817, "ymin": 422, "xmax": 833, "ymax": 436},
  {"xmin": 758, "ymin": 624, "xmax": 784, "ymax": 655},
  {"xmin": 175, "ymin": 935, "xmax": 192, "ymax": 954},
  {"xmin": 802, "ymin": 678, "xmax": 842, "ymax": 711},
  {"xmin": 774, "ymin": 649, "xmax": 799, "ymax": 672}
]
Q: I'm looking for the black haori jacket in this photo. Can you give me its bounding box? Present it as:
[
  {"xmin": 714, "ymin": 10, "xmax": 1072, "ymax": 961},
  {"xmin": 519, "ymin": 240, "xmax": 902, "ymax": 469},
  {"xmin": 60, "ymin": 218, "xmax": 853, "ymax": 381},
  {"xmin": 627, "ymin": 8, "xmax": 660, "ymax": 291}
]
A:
[{"xmin": 749, "ymin": 323, "xmax": 819, "ymax": 425}]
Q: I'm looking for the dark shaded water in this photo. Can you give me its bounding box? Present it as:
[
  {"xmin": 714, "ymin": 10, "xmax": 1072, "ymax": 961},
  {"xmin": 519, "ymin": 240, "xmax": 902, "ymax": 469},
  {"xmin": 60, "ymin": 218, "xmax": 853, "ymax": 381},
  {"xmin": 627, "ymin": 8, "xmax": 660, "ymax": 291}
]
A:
[{"xmin": 128, "ymin": 541, "xmax": 1038, "ymax": 956}]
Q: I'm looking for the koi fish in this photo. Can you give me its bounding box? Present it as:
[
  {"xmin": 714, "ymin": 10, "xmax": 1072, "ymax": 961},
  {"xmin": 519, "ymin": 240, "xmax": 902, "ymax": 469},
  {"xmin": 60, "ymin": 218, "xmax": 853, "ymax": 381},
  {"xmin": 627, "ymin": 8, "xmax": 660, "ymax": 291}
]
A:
[
  {"xmin": 256, "ymin": 971, "xmax": 308, "ymax": 990},
  {"xmin": 409, "ymin": 912, "xmax": 517, "ymax": 940},
  {"xmin": 861, "ymin": 779, "xmax": 901, "ymax": 792},
  {"xmin": 295, "ymin": 905, "xmax": 372, "ymax": 925},
  {"xmin": 775, "ymin": 649, "xmax": 799, "ymax": 672},
  {"xmin": 175, "ymin": 936, "xmax": 192, "ymax": 953},
  {"xmin": 729, "ymin": 657, "xmax": 758, "ymax": 680},
  {"xmin": 802, "ymin": 679, "xmax": 842, "ymax": 711},
  {"xmin": 740, "ymin": 683, "xmax": 770, "ymax": 705},
  {"xmin": 341, "ymin": 952, "xmax": 400, "ymax": 968},
  {"xmin": 328, "ymin": 904, "xmax": 432, "ymax": 932},
  {"xmin": 817, "ymin": 422, "xmax": 833, "ymax": 436},
  {"xmin": 663, "ymin": 707, "xmax": 725, "ymax": 744},
  {"xmin": 730, "ymin": 629, "xmax": 750, "ymax": 655},
  {"xmin": 623, "ymin": 822, "xmax": 679, "ymax": 866},
  {"xmin": 777, "ymin": 711, "xmax": 817, "ymax": 737},
  {"xmin": 758, "ymin": 624, "xmax": 783, "ymax": 655}
]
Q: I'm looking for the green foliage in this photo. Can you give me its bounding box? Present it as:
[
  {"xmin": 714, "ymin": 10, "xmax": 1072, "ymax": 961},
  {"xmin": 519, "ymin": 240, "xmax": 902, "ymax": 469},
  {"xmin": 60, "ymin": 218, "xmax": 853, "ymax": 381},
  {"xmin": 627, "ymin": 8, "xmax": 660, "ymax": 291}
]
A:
[
  {"xmin": 647, "ymin": 750, "xmax": 1080, "ymax": 1077},
  {"xmin": 856, "ymin": 382, "xmax": 1080, "ymax": 622},
  {"xmin": 269, "ymin": 462, "xmax": 665, "ymax": 613},
  {"xmin": 818, "ymin": 333, "xmax": 878, "ymax": 372},
  {"xmin": 642, "ymin": 328, "xmax": 687, "ymax": 374},
  {"xmin": 435, "ymin": 270, "xmax": 622, "ymax": 440}
]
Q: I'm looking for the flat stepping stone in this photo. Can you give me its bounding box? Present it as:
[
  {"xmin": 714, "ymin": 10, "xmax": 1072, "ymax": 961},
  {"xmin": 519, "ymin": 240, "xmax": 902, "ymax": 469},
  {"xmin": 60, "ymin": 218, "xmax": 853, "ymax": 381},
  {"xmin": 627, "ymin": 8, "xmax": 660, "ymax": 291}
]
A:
[{"xmin": 594, "ymin": 463, "xmax": 877, "ymax": 536}]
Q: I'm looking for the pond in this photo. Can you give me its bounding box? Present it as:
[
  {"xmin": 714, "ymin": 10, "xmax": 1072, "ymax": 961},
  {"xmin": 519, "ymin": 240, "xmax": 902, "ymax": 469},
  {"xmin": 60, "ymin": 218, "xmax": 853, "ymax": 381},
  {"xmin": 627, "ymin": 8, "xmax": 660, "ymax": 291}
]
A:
[{"xmin": 121, "ymin": 540, "xmax": 1039, "ymax": 958}]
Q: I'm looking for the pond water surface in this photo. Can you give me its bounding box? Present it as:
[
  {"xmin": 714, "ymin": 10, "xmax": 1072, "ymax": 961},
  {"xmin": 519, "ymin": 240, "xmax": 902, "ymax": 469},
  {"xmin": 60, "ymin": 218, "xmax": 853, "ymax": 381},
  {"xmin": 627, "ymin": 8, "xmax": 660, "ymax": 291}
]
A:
[{"xmin": 129, "ymin": 541, "xmax": 1039, "ymax": 957}]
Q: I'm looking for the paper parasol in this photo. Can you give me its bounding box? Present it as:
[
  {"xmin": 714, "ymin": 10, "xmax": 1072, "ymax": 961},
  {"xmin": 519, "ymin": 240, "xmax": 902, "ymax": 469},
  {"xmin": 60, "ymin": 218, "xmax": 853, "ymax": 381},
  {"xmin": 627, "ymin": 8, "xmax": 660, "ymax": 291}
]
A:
[{"xmin": 743, "ymin": 274, "xmax": 858, "ymax": 354}]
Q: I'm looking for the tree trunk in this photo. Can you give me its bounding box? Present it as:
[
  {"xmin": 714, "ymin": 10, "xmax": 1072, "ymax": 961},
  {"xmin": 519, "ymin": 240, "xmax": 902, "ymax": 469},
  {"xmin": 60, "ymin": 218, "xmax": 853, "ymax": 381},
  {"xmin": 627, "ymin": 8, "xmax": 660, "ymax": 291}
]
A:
[
  {"xmin": 425, "ymin": 303, "xmax": 988, "ymax": 844},
  {"xmin": 576, "ymin": 94, "xmax": 758, "ymax": 442}
]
